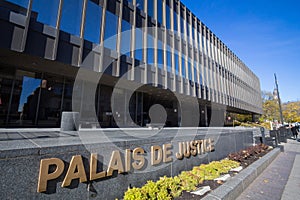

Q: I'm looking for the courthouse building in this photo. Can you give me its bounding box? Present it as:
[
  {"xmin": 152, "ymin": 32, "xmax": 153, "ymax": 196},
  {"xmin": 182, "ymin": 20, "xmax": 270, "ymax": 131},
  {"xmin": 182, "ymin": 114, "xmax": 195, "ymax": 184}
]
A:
[{"xmin": 0, "ymin": 0, "xmax": 262, "ymax": 128}]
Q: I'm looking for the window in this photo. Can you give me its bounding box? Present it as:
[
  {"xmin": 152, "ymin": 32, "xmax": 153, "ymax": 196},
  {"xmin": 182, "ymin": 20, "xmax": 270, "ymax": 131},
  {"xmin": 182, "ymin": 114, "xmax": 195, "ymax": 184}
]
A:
[
  {"xmin": 181, "ymin": 57, "xmax": 186, "ymax": 78},
  {"xmin": 120, "ymin": 20, "xmax": 132, "ymax": 56},
  {"xmin": 32, "ymin": 0, "xmax": 59, "ymax": 27},
  {"xmin": 136, "ymin": 0, "xmax": 144, "ymax": 11},
  {"xmin": 60, "ymin": 0, "xmax": 83, "ymax": 36},
  {"xmin": 173, "ymin": 9, "xmax": 178, "ymax": 33},
  {"xmin": 174, "ymin": 50, "xmax": 179, "ymax": 75},
  {"xmin": 166, "ymin": 45, "xmax": 172, "ymax": 72},
  {"xmin": 147, "ymin": 0, "xmax": 154, "ymax": 18},
  {"xmin": 188, "ymin": 60, "xmax": 192, "ymax": 80},
  {"xmin": 186, "ymin": 20, "xmax": 190, "ymax": 38},
  {"xmin": 84, "ymin": 0, "xmax": 102, "ymax": 43},
  {"xmin": 180, "ymin": 17, "xmax": 185, "ymax": 37},
  {"xmin": 135, "ymin": 28, "xmax": 144, "ymax": 61},
  {"xmin": 157, "ymin": 0, "xmax": 163, "ymax": 24},
  {"xmin": 194, "ymin": 61, "xmax": 198, "ymax": 83},
  {"xmin": 166, "ymin": 5, "xmax": 171, "ymax": 30},
  {"xmin": 104, "ymin": 10, "xmax": 118, "ymax": 50},
  {"xmin": 157, "ymin": 39, "xmax": 163, "ymax": 68},
  {"xmin": 147, "ymin": 34, "xmax": 154, "ymax": 64}
]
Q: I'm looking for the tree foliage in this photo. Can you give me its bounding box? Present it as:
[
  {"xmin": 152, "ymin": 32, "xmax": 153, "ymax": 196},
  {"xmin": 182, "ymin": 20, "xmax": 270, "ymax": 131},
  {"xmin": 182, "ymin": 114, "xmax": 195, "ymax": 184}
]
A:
[{"xmin": 260, "ymin": 90, "xmax": 300, "ymax": 123}]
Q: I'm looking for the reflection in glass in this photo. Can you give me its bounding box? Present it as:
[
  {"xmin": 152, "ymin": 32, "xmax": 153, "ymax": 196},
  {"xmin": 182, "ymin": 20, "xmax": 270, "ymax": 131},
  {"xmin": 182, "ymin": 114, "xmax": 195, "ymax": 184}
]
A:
[
  {"xmin": 166, "ymin": 45, "xmax": 172, "ymax": 72},
  {"xmin": 181, "ymin": 57, "xmax": 186, "ymax": 78},
  {"xmin": 135, "ymin": 28, "xmax": 143, "ymax": 61},
  {"xmin": 136, "ymin": 0, "xmax": 144, "ymax": 11},
  {"xmin": 166, "ymin": 5, "xmax": 171, "ymax": 30},
  {"xmin": 0, "ymin": 68, "xmax": 14, "ymax": 126},
  {"xmin": 60, "ymin": 0, "xmax": 83, "ymax": 36},
  {"xmin": 188, "ymin": 60, "xmax": 192, "ymax": 80},
  {"xmin": 147, "ymin": 34, "xmax": 154, "ymax": 64},
  {"xmin": 157, "ymin": 40, "xmax": 163, "ymax": 68},
  {"xmin": 8, "ymin": 70, "xmax": 41, "ymax": 126},
  {"xmin": 194, "ymin": 61, "xmax": 198, "ymax": 83},
  {"xmin": 84, "ymin": 0, "xmax": 102, "ymax": 44},
  {"xmin": 175, "ymin": 51, "xmax": 179, "ymax": 75},
  {"xmin": 180, "ymin": 17, "xmax": 185, "ymax": 37},
  {"xmin": 120, "ymin": 20, "xmax": 132, "ymax": 56},
  {"xmin": 104, "ymin": 10, "xmax": 118, "ymax": 50},
  {"xmin": 173, "ymin": 10, "xmax": 178, "ymax": 32},
  {"xmin": 147, "ymin": 0, "xmax": 154, "ymax": 18},
  {"xmin": 157, "ymin": 0, "xmax": 163, "ymax": 24},
  {"xmin": 31, "ymin": 0, "xmax": 59, "ymax": 27}
]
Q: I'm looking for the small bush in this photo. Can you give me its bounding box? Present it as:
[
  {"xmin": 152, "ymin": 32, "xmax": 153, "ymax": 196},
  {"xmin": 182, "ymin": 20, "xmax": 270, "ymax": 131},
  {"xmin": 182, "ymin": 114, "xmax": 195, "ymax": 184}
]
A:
[{"xmin": 123, "ymin": 158, "xmax": 242, "ymax": 199}]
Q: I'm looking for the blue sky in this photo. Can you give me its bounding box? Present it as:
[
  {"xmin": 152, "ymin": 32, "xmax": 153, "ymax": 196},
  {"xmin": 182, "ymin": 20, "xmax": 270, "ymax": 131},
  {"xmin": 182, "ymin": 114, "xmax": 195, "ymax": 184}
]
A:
[{"xmin": 181, "ymin": 0, "xmax": 300, "ymax": 103}]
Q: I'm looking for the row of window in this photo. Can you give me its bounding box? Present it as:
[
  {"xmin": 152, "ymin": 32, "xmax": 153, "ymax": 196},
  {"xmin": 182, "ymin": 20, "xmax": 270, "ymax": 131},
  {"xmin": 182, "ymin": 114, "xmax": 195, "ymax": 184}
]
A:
[{"xmin": 5, "ymin": 0, "xmax": 261, "ymax": 112}]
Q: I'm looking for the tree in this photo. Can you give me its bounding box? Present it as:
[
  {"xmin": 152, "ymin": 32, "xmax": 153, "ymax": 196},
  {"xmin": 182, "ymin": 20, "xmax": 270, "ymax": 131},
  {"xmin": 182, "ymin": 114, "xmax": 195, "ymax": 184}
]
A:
[{"xmin": 283, "ymin": 101, "xmax": 300, "ymax": 123}]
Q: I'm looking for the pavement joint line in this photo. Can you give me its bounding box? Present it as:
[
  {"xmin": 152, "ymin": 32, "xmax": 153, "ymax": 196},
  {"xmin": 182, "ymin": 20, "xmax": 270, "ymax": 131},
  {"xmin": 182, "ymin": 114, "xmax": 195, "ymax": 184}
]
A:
[
  {"xmin": 202, "ymin": 147, "xmax": 281, "ymax": 200},
  {"xmin": 18, "ymin": 131, "xmax": 42, "ymax": 148}
]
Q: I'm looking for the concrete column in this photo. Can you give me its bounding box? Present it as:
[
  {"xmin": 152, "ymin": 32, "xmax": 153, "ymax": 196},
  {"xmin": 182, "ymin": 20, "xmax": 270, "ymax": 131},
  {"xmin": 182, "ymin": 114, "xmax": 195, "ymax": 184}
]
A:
[{"xmin": 60, "ymin": 112, "xmax": 79, "ymax": 131}]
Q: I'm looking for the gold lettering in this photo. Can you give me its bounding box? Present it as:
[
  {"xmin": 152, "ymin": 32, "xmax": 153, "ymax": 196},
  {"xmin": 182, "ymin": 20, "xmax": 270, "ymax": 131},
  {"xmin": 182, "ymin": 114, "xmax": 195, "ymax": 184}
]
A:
[
  {"xmin": 208, "ymin": 139, "xmax": 215, "ymax": 152},
  {"xmin": 151, "ymin": 145, "xmax": 162, "ymax": 165},
  {"xmin": 90, "ymin": 153, "xmax": 106, "ymax": 181},
  {"xmin": 190, "ymin": 141, "xmax": 197, "ymax": 156},
  {"xmin": 196, "ymin": 140, "xmax": 203, "ymax": 155},
  {"xmin": 107, "ymin": 151, "xmax": 124, "ymax": 176},
  {"xmin": 62, "ymin": 155, "xmax": 87, "ymax": 187},
  {"xmin": 163, "ymin": 144, "xmax": 173, "ymax": 163},
  {"xmin": 132, "ymin": 147, "xmax": 145, "ymax": 170},
  {"xmin": 176, "ymin": 142, "xmax": 183, "ymax": 160},
  {"xmin": 125, "ymin": 149, "xmax": 131, "ymax": 172},
  {"xmin": 37, "ymin": 158, "xmax": 64, "ymax": 193},
  {"xmin": 183, "ymin": 142, "xmax": 191, "ymax": 158}
]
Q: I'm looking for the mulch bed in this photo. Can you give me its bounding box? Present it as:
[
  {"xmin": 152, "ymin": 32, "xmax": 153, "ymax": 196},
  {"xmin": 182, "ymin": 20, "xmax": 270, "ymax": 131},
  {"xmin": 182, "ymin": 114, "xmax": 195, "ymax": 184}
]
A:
[{"xmin": 175, "ymin": 147, "xmax": 272, "ymax": 199}]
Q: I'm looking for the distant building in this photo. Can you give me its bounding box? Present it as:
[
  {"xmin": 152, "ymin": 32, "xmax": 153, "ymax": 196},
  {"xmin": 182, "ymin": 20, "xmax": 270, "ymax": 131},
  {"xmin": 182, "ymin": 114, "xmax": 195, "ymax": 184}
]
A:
[{"xmin": 0, "ymin": 0, "xmax": 262, "ymax": 128}]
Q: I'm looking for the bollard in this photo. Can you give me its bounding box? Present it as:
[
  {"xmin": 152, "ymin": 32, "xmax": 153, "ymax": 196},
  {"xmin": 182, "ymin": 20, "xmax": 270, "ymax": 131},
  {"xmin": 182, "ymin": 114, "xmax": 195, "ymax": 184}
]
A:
[
  {"xmin": 260, "ymin": 127, "xmax": 266, "ymax": 144},
  {"xmin": 60, "ymin": 112, "xmax": 79, "ymax": 131}
]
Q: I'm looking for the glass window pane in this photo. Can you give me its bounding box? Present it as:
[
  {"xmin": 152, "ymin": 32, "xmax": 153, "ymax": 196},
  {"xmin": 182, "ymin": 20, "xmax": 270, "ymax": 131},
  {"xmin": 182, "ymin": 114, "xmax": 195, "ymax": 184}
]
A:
[
  {"xmin": 188, "ymin": 60, "xmax": 192, "ymax": 80},
  {"xmin": 84, "ymin": 0, "xmax": 102, "ymax": 44},
  {"xmin": 180, "ymin": 17, "xmax": 185, "ymax": 37},
  {"xmin": 0, "ymin": 67, "xmax": 15, "ymax": 126},
  {"xmin": 60, "ymin": 0, "xmax": 83, "ymax": 36},
  {"xmin": 120, "ymin": 20, "xmax": 132, "ymax": 56},
  {"xmin": 173, "ymin": 10, "xmax": 178, "ymax": 32},
  {"xmin": 147, "ymin": 34, "xmax": 154, "ymax": 64},
  {"xmin": 104, "ymin": 11, "xmax": 118, "ymax": 50},
  {"xmin": 147, "ymin": 0, "xmax": 154, "ymax": 18},
  {"xmin": 8, "ymin": 70, "xmax": 42, "ymax": 126},
  {"xmin": 166, "ymin": 45, "xmax": 171, "ymax": 72},
  {"xmin": 175, "ymin": 51, "xmax": 179, "ymax": 75},
  {"xmin": 157, "ymin": 0, "xmax": 162, "ymax": 24},
  {"xmin": 194, "ymin": 61, "xmax": 198, "ymax": 82},
  {"xmin": 157, "ymin": 40, "xmax": 163, "ymax": 68},
  {"xmin": 136, "ymin": 0, "xmax": 144, "ymax": 11},
  {"xmin": 32, "ymin": 0, "xmax": 59, "ymax": 27},
  {"xmin": 181, "ymin": 57, "xmax": 185, "ymax": 78},
  {"xmin": 135, "ymin": 28, "xmax": 143, "ymax": 61},
  {"xmin": 166, "ymin": 5, "xmax": 171, "ymax": 30}
]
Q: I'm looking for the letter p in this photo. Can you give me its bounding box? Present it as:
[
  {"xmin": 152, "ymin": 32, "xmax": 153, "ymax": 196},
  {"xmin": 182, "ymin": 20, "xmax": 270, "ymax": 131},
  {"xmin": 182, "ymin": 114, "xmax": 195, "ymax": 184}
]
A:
[{"xmin": 37, "ymin": 158, "xmax": 64, "ymax": 193}]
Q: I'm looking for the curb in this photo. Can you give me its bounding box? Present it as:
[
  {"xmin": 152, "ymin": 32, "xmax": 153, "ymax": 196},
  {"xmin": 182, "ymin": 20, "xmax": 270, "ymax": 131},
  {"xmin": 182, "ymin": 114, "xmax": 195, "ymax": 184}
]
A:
[{"xmin": 202, "ymin": 147, "xmax": 281, "ymax": 200}]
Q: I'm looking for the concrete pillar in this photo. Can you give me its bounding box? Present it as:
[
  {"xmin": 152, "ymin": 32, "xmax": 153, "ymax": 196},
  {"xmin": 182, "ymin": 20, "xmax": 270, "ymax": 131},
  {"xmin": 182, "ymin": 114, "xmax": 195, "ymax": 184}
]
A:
[{"xmin": 60, "ymin": 112, "xmax": 79, "ymax": 131}]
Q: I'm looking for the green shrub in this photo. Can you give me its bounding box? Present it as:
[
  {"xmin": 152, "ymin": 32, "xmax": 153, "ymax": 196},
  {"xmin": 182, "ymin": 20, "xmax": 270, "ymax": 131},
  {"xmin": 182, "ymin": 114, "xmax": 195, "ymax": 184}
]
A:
[
  {"xmin": 123, "ymin": 159, "xmax": 241, "ymax": 199},
  {"xmin": 124, "ymin": 187, "xmax": 146, "ymax": 200}
]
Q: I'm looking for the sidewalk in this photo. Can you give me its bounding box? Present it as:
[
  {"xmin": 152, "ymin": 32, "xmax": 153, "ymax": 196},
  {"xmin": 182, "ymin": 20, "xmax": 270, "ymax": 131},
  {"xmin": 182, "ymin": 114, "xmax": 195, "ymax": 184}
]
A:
[{"xmin": 237, "ymin": 139, "xmax": 300, "ymax": 200}]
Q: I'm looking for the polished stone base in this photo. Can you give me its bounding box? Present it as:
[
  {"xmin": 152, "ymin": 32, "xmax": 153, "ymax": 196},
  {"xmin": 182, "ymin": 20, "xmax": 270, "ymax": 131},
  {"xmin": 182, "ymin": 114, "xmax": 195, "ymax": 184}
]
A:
[{"xmin": 0, "ymin": 128, "xmax": 256, "ymax": 199}]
